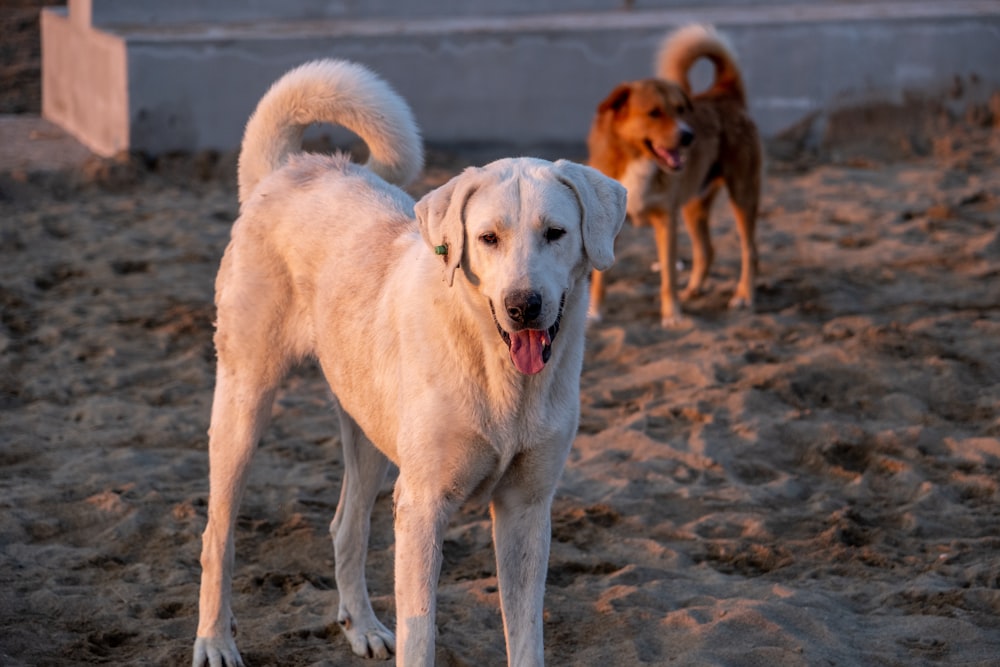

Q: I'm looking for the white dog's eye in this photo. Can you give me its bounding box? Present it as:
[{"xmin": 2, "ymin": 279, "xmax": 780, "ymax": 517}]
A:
[
  {"xmin": 544, "ymin": 227, "xmax": 566, "ymax": 243},
  {"xmin": 480, "ymin": 232, "xmax": 499, "ymax": 246}
]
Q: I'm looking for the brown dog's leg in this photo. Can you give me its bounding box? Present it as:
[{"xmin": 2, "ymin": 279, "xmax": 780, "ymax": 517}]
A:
[
  {"xmin": 650, "ymin": 209, "xmax": 684, "ymax": 326},
  {"xmin": 728, "ymin": 201, "xmax": 757, "ymax": 309},
  {"xmin": 681, "ymin": 182, "xmax": 721, "ymax": 301},
  {"xmin": 588, "ymin": 268, "xmax": 606, "ymax": 322},
  {"xmin": 723, "ymin": 126, "xmax": 762, "ymax": 310},
  {"xmin": 725, "ymin": 175, "xmax": 759, "ymax": 310}
]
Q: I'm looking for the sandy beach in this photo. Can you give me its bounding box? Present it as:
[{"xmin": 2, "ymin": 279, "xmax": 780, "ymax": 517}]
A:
[{"xmin": 2, "ymin": 109, "xmax": 999, "ymax": 665}]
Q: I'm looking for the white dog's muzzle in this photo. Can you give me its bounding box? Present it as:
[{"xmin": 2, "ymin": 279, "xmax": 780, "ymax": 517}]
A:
[{"xmin": 490, "ymin": 293, "xmax": 565, "ymax": 375}]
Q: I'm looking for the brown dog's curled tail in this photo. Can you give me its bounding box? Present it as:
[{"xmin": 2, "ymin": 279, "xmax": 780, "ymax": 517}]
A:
[{"xmin": 655, "ymin": 24, "xmax": 747, "ymax": 106}]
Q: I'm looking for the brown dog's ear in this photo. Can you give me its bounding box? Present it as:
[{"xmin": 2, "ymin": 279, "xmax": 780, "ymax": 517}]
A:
[
  {"xmin": 415, "ymin": 167, "xmax": 480, "ymax": 286},
  {"xmin": 597, "ymin": 84, "xmax": 633, "ymax": 114},
  {"xmin": 553, "ymin": 160, "xmax": 626, "ymax": 271}
]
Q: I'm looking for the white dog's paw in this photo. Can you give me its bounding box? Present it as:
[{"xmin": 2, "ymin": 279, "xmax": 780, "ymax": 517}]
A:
[
  {"xmin": 192, "ymin": 636, "xmax": 245, "ymax": 667},
  {"xmin": 339, "ymin": 611, "xmax": 395, "ymax": 660}
]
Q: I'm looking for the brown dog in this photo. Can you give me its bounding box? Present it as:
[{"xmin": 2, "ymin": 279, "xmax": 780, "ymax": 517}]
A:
[{"xmin": 587, "ymin": 24, "xmax": 762, "ymax": 326}]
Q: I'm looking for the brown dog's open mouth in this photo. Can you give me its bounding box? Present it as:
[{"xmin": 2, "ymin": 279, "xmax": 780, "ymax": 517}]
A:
[
  {"xmin": 647, "ymin": 140, "xmax": 685, "ymax": 171},
  {"xmin": 490, "ymin": 295, "xmax": 564, "ymax": 375}
]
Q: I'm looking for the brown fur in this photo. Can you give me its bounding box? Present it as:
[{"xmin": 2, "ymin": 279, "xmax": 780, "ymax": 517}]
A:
[{"xmin": 586, "ymin": 24, "xmax": 762, "ymax": 326}]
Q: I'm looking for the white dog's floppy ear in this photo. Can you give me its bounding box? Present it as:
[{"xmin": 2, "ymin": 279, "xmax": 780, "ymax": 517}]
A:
[
  {"xmin": 553, "ymin": 160, "xmax": 627, "ymax": 271},
  {"xmin": 415, "ymin": 167, "xmax": 481, "ymax": 286}
]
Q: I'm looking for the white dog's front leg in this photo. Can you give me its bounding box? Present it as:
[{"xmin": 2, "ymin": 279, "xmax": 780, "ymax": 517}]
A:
[
  {"xmin": 490, "ymin": 487, "xmax": 555, "ymax": 667},
  {"xmin": 392, "ymin": 475, "xmax": 452, "ymax": 666}
]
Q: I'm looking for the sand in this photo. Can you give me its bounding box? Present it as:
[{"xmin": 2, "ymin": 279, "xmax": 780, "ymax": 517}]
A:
[{"xmin": 2, "ymin": 101, "xmax": 1000, "ymax": 667}]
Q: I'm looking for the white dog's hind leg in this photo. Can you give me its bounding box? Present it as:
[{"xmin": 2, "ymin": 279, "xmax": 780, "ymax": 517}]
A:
[
  {"xmin": 330, "ymin": 409, "xmax": 395, "ymax": 659},
  {"xmin": 194, "ymin": 367, "xmax": 279, "ymax": 667}
]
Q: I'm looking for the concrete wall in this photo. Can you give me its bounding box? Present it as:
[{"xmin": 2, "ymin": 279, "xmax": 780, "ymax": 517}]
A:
[
  {"xmin": 41, "ymin": 8, "xmax": 128, "ymax": 155},
  {"xmin": 42, "ymin": 1, "xmax": 1000, "ymax": 157},
  {"xmin": 73, "ymin": 0, "xmax": 834, "ymax": 25}
]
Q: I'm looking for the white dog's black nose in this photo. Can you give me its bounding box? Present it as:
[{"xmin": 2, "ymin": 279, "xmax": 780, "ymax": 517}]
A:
[{"xmin": 505, "ymin": 290, "xmax": 543, "ymax": 326}]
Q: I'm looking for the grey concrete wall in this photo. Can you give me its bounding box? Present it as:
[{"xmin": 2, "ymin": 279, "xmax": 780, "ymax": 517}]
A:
[
  {"xmin": 42, "ymin": 1, "xmax": 1000, "ymax": 157},
  {"xmin": 76, "ymin": 0, "xmax": 835, "ymax": 26}
]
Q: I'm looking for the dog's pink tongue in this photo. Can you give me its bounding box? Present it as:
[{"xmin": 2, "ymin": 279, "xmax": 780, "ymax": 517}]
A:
[
  {"xmin": 509, "ymin": 329, "xmax": 548, "ymax": 375},
  {"xmin": 654, "ymin": 146, "xmax": 683, "ymax": 170}
]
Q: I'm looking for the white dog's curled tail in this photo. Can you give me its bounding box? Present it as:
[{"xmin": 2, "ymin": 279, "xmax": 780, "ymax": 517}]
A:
[
  {"xmin": 237, "ymin": 59, "xmax": 424, "ymax": 204},
  {"xmin": 656, "ymin": 24, "xmax": 747, "ymax": 107}
]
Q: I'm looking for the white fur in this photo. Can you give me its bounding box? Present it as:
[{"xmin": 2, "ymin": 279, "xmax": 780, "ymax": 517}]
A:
[{"xmin": 193, "ymin": 59, "xmax": 626, "ymax": 667}]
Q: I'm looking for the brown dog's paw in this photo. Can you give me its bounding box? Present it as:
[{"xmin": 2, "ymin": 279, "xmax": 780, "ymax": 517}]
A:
[
  {"xmin": 660, "ymin": 311, "xmax": 691, "ymax": 329},
  {"xmin": 728, "ymin": 292, "xmax": 755, "ymax": 310}
]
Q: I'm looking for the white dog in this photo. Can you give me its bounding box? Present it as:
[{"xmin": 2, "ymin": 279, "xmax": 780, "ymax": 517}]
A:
[{"xmin": 192, "ymin": 59, "xmax": 626, "ymax": 667}]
